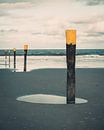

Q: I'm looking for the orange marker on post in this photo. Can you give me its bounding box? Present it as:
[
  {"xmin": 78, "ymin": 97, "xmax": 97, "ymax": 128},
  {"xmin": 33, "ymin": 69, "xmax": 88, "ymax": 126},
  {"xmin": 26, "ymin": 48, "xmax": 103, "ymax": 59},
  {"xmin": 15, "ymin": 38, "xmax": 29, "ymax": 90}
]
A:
[
  {"xmin": 66, "ymin": 30, "xmax": 76, "ymax": 45},
  {"xmin": 24, "ymin": 44, "xmax": 28, "ymax": 72},
  {"xmin": 24, "ymin": 45, "xmax": 28, "ymax": 51},
  {"xmin": 66, "ymin": 30, "xmax": 76, "ymax": 104}
]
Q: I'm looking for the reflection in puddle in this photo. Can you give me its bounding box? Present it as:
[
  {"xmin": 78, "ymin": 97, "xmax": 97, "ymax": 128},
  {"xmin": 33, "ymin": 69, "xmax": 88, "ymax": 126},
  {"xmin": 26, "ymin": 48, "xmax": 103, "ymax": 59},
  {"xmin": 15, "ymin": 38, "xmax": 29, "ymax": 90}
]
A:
[{"xmin": 16, "ymin": 94, "xmax": 88, "ymax": 104}]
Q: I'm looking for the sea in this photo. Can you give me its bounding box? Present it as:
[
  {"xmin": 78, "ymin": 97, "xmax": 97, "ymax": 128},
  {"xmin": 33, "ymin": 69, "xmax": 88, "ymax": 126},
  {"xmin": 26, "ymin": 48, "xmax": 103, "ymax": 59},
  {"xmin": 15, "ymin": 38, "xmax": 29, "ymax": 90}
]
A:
[{"xmin": 0, "ymin": 49, "xmax": 104, "ymax": 72}]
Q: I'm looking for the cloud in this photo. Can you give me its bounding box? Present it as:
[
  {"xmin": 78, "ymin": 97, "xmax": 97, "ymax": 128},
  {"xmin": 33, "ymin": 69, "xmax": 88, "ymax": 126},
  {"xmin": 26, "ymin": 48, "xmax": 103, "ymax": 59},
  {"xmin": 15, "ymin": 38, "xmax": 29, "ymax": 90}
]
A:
[
  {"xmin": 76, "ymin": 0, "xmax": 104, "ymax": 6},
  {"xmin": 0, "ymin": 10, "xmax": 9, "ymax": 16},
  {"xmin": 0, "ymin": 0, "xmax": 31, "ymax": 3},
  {"xmin": 70, "ymin": 13, "xmax": 104, "ymax": 31},
  {"xmin": 71, "ymin": 21, "xmax": 90, "ymax": 25},
  {"xmin": 32, "ymin": 32, "xmax": 60, "ymax": 36},
  {"xmin": 97, "ymin": 32, "xmax": 104, "ymax": 35},
  {"xmin": 0, "ymin": 29, "xmax": 18, "ymax": 33},
  {"xmin": 0, "ymin": 0, "xmax": 104, "ymax": 49},
  {"xmin": 0, "ymin": 2, "xmax": 34, "ymax": 10},
  {"xmin": 86, "ymin": 32, "xmax": 104, "ymax": 37}
]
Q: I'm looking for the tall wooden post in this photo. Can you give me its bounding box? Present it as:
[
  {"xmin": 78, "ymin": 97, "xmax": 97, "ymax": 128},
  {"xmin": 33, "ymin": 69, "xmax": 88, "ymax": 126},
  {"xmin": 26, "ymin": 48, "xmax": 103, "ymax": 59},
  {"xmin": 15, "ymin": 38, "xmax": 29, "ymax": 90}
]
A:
[
  {"xmin": 66, "ymin": 30, "xmax": 76, "ymax": 104},
  {"xmin": 24, "ymin": 45, "xmax": 28, "ymax": 72},
  {"xmin": 13, "ymin": 48, "xmax": 16, "ymax": 71}
]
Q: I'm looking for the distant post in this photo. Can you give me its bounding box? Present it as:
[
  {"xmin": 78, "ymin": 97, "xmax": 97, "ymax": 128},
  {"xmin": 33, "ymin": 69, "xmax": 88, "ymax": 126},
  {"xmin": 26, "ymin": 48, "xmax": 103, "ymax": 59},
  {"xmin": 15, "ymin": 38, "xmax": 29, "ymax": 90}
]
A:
[
  {"xmin": 13, "ymin": 48, "xmax": 16, "ymax": 71},
  {"xmin": 24, "ymin": 44, "xmax": 28, "ymax": 72},
  {"xmin": 8, "ymin": 50, "xmax": 11, "ymax": 68},
  {"xmin": 4, "ymin": 50, "xmax": 7, "ymax": 67},
  {"xmin": 66, "ymin": 30, "xmax": 76, "ymax": 104}
]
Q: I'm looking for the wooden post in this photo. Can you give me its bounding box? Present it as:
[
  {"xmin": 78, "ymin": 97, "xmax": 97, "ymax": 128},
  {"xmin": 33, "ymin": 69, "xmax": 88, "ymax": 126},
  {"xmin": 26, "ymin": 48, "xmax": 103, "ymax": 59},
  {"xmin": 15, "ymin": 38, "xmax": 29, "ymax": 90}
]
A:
[
  {"xmin": 8, "ymin": 50, "xmax": 10, "ymax": 68},
  {"xmin": 24, "ymin": 45, "xmax": 28, "ymax": 72},
  {"xmin": 4, "ymin": 50, "xmax": 7, "ymax": 67},
  {"xmin": 66, "ymin": 30, "xmax": 76, "ymax": 104},
  {"xmin": 13, "ymin": 48, "xmax": 16, "ymax": 71}
]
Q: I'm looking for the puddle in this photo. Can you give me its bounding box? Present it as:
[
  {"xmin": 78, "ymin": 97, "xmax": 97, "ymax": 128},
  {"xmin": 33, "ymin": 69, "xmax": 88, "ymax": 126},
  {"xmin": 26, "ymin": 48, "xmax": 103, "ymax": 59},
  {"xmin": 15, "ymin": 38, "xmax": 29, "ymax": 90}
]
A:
[{"xmin": 16, "ymin": 94, "xmax": 88, "ymax": 104}]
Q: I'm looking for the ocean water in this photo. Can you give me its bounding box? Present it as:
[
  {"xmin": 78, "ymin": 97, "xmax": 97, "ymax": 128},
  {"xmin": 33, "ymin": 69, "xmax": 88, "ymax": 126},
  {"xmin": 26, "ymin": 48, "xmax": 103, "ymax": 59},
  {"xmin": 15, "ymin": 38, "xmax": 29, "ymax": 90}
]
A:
[
  {"xmin": 0, "ymin": 49, "xmax": 104, "ymax": 72},
  {"xmin": 0, "ymin": 49, "xmax": 104, "ymax": 56}
]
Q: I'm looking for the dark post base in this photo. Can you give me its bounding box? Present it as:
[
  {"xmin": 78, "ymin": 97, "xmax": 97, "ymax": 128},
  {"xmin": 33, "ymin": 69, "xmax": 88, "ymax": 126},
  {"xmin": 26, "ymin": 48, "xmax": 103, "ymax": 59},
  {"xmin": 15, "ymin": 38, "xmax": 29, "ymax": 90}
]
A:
[
  {"xmin": 24, "ymin": 50, "xmax": 27, "ymax": 72},
  {"xmin": 14, "ymin": 51, "xmax": 16, "ymax": 71},
  {"xmin": 66, "ymin": 44, "xmax": 76, "ymax": 104}
]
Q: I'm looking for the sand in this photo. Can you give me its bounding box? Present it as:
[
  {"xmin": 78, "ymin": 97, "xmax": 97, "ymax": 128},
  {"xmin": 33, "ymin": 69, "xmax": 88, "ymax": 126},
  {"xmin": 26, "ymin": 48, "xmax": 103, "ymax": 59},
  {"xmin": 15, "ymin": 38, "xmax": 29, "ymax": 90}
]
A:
[{"xmin": 0, "ymin": 68, "xmax": 104, "ymax": 130}]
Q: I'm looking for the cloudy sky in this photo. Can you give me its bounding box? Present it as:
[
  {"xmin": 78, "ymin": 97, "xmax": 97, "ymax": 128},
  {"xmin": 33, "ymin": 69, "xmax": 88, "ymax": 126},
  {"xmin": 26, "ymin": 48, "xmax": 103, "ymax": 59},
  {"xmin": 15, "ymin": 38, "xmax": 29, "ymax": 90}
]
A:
[{"xmin": 0, "ymin": 0, "xmax": 104, "ymax": 49}]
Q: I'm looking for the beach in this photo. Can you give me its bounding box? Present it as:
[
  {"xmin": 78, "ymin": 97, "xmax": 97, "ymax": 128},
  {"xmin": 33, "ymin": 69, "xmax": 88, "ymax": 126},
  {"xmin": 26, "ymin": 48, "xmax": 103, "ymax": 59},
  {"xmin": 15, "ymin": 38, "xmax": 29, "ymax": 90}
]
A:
[
  {"xmin": 0, "ymin": 0, "xmax": 104, "ymax": 129},
  {"xmin": 0, "ymin": 54, "xmax": 104, "ymax": 72},
  {"xmin": 0, "ymin": 68, "xmax": 104, "ymax": 130}
]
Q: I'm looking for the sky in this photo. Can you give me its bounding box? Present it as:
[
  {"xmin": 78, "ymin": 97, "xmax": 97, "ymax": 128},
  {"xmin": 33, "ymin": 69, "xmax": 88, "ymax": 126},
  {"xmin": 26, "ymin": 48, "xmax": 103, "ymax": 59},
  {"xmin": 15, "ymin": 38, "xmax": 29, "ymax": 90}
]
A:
[{"xmin": 0, "ymin": 0, "xmax": 104, "ymax": 49}]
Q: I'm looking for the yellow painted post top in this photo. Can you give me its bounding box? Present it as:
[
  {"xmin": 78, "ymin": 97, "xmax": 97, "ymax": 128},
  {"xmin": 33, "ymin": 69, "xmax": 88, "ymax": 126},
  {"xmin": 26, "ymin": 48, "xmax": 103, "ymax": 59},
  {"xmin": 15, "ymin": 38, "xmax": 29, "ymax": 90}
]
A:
[
  {"xmin": 66, "ymin": 30, "xmax": 76, "ymax": 45},
  {"xmin": 13, "ymin": 48, "xmax": 16, "ymax": 52},
  {"xmin": 24, "ymin": 44, "xmax": 28, "ymax": 50}
]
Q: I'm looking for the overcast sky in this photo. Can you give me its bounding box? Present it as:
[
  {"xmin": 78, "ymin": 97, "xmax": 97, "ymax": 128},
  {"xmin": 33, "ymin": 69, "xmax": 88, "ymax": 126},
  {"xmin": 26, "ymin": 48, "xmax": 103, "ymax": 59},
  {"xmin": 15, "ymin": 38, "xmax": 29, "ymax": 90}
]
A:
[{"xmin": 0, "ymin": 0, "xmax": 104, "ymax": 49}]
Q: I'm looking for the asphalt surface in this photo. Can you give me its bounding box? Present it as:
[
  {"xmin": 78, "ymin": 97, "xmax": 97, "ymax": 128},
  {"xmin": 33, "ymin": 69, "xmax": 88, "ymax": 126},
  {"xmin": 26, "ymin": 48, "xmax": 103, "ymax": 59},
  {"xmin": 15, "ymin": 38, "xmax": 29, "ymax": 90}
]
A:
[{"xmin": 0, "ymin": 68, "xmax": 104, "ymax": 130}]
